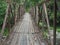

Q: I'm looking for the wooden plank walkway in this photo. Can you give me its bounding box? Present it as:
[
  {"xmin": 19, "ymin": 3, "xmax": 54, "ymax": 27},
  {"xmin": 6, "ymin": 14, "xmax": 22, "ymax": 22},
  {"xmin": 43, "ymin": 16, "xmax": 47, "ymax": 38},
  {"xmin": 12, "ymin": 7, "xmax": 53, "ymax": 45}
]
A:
[{"xmin": 6, "ymin": 13, "xmax": 45, "ymax": 45}]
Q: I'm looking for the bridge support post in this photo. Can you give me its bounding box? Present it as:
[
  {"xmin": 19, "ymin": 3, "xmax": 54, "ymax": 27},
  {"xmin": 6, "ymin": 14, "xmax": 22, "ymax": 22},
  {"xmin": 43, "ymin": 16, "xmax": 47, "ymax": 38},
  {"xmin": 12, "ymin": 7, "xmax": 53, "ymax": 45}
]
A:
[
  {"xmin": 35, "ymin": 5, "xmax": 39, "ymax": 24},
  {"xmin": 43, "ymin": 2, "xmax": 53, "ymax": 45}
]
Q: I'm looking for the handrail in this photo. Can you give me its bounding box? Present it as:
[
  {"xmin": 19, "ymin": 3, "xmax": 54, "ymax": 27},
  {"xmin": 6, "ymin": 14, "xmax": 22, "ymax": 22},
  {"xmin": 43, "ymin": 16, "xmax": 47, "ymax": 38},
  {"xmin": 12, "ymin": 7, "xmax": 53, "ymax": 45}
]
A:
[{"xmin": 43, "ymin": 3, "xmax": 53, "ymax": 45}]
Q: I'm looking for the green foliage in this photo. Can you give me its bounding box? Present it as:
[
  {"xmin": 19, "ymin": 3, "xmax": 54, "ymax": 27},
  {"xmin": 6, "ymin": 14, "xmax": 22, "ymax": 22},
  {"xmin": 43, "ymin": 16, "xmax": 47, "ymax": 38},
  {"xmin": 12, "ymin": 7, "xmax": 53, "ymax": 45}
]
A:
[
  {"xmin": 25, "ymin": 0, "xmax": 45, "ymax": 11},
  {"xmin": 0, "ymin": 1, "xmax": 8, "ymax": 35},
  {"xmin": 3, "ymin": 28, "xmax": 9, "ymax": 36},
  {"xmin": 25, "ymin": 0, "xmax": 31, "ymax": 11},
  {"xmin": 47, "ymin": 0, "xmax": 60, "ymax": 25},
  {"xmin": 12, "ymin": 0, "xmax": 21, "ymax": 4},
  {"xmin": 57, "ymin": 12, "xmax": 60, "ymax": 24},
  {"xmin": 0, "ymin": 1, "xmax": 7, "ymax": 26},
  {"xmin": 47, "ymin": 0, "xmax": 60, "ymax": 33}
]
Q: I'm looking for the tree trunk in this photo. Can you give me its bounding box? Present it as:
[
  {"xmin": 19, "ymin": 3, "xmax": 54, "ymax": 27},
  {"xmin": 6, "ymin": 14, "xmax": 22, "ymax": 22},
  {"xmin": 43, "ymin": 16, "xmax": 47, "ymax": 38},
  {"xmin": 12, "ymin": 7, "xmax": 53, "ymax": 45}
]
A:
[{"xmin": 53, "ymin": 0, "xmax": 57, "ymax": 45}]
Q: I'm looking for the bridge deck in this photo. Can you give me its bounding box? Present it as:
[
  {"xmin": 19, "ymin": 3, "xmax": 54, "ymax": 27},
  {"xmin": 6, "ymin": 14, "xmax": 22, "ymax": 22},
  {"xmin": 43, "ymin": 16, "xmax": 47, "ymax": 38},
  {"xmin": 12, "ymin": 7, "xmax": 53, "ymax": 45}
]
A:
[{"xmin": 7, "ymin": 13, "xmax": 45, "ymax": 45}]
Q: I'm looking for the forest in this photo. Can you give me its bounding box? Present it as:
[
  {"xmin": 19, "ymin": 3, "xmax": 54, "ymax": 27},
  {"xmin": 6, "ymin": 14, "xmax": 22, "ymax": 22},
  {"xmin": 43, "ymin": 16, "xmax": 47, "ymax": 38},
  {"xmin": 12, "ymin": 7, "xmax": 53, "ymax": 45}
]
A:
[
  {"xmin": 0, "ymin": 0, "xmax": 60, "ymax": 35},
  {"xmin": 0, "ymin": 0, "xmax": 60, "ymax": 45}
]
